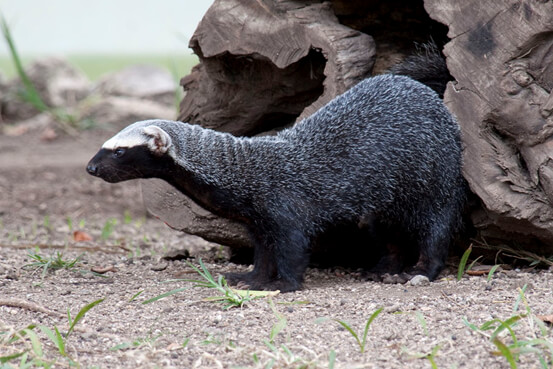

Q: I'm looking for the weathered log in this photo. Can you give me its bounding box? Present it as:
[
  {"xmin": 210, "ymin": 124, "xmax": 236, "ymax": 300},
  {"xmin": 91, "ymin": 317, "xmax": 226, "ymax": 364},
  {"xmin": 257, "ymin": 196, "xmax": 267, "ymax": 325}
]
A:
[
  {"xmin": 142, "ymin": 178, "xmax": 250, "ymax": 248},
  {"xmin": 143, "ymin": 0, "xmax": 553, "ymax": 254},
  {"xmin": 178, "ymin": 0, "xmax": 375, "ymax": 135},
  {"xmin": 426, "ymin": 0, "xmax": 553, "ymax": 248}
]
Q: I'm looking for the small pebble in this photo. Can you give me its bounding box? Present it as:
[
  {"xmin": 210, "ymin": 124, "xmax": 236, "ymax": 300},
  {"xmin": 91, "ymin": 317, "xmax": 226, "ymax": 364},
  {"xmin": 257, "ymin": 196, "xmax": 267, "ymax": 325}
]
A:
[
  {"xmin": 409, "ymin": 275, "xmax": 430, "ymax": 286},
  {"xmin": 151, "ymin": 261, "xmax": 168, "ymax": 272}
]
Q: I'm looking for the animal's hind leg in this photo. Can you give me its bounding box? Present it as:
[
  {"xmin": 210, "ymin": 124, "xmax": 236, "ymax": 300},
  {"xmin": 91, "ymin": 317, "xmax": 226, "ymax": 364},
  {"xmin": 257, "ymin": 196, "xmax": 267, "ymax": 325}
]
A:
[
  {"xmin": 270, "ymin": 227, "xmax": 311, "ymax": 292},
  {"xmin": 405, "ymin": 214, "xmax": 452, "ymax": 280}
]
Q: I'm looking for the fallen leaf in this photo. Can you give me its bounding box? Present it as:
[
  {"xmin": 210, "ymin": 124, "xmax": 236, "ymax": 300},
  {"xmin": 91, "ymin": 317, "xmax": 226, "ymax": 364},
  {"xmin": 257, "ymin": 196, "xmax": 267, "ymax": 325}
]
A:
[
  {"xmin": 537, "ymin": 315, "xmax": 553, "ymax": 325},
  {"xmin": 166, "ymin": 342, "xmax": 182, "ymax": 351},
  {"xmin": 73, "ymin": 230, "xmax": 93, "ymax": 242},
  {"xmin": 40, "ymin": 127, "xmax": 58, "ymax": 141},
  {"xmin": 91, "ymin": 265, "xmax": 116, "ymax": 274}
]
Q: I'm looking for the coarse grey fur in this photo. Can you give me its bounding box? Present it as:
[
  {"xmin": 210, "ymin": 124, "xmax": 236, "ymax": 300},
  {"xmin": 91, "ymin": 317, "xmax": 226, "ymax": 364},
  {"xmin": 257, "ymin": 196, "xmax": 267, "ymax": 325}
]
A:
[{"xmin": 87, "ymin": 73, "xmax": 465, "ymax": 292}]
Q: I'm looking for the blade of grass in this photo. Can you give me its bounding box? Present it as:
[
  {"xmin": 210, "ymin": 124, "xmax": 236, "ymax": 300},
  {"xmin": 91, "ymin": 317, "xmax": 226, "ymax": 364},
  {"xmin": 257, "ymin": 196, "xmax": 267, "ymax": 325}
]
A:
[
  {"xmin": 0, "ymin": 15, "xmax": 48, "ymax": 112},
  {"xmin": 142, "ymin": 287, "xmax": 190, "ymax": 304},
  {"xmin": 0, "ymin": 351, "xmax": 27, "ymax": 364},
  {"xmin": 493, "ymin": 338, "xmax": 518, "ymax": 369},
  {"xmin": 67, "ymin": 298, "xmax": 104, "ymax": 337},
  {"xmin": 414, "ymin": 311, "xmax": 428, "ymax": 336},
  {"xmin": 334, "ymin": 320, "xmax": 361, "ymax": 351},
  {"xmin": 39, "ymin": 326, "xmax": 66, "ymax": 357},
  {"xmin": 129, "ymin": 290, "xmax": 144, "ymax": 302},
  {"xmin": 427, "ymin": 344, "xmax": 441, "ymax": 369},
  {"xmin": 487, "ymin": 264, "xmax": 500, "ymax": 282},
  {"xmin": 268, "ymin": 298, "xmax": 287, "ymax": 343},
  {"xmin": 361, "ymin": 307, "xmax": 383, "ymax": 351},
  {"xmin": 328, "ymin": 350, "xmax": 336, "ymax": 369},
  {"xmin": 183, "ymin": 259, "xmax": 257, "ymax": 309},
  {"xmin": 457, "ymin": 245, "xmax": 472, "ymax": 280},
  {"xmin": 490, "ymin": 316, "xmax": 522, "ymax": 346},
  {"xmin": 22, "ymin": 328, "xmax": 42, "ymax": 357},
  {"xmin": 6, "ymin": 324, "xmax": 37, "ymax": 345}
]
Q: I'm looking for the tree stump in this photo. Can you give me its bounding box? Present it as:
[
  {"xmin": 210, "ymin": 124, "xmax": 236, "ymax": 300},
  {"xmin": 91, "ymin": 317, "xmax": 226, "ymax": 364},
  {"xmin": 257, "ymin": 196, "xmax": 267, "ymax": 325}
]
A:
[{"xmin": 143, "ymin": 0, "xmax": 553, "ymax": 255}]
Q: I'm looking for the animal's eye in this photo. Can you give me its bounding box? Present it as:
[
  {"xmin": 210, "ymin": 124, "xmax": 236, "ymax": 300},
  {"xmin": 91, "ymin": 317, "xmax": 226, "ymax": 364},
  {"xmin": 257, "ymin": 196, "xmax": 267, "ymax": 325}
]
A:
[{"xmin": 113, "ymin": 148, "xmax": 126, "ymax": 158}]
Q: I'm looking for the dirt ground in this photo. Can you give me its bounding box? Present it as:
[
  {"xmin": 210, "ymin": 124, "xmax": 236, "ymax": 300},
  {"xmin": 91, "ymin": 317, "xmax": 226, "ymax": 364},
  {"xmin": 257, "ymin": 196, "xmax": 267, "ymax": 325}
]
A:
[{"xmin": 1, "ymin": 128, "xmax": 552, "ymax": 369}]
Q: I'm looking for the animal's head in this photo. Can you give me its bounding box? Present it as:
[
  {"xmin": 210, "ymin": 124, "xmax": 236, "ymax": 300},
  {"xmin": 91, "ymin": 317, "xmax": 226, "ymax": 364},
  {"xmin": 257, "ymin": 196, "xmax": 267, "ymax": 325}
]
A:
[{"xmin": 87, "ymin": 122, "xmax": 173, "ymax": 183}]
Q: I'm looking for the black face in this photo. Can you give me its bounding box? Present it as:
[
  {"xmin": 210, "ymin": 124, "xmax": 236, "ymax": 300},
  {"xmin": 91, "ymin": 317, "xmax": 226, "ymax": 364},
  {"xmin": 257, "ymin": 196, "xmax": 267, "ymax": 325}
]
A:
[{"xmin": 86, "ymin": 146, "xmax": 166, "ymax": 183}]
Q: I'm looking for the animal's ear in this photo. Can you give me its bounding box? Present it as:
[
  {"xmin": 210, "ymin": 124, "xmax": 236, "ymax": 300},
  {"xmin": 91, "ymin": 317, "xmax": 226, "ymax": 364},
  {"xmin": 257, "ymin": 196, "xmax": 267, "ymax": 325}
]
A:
[{"xmin": 142, "ymin": 126, "xmax": 172, "ymax": 155}]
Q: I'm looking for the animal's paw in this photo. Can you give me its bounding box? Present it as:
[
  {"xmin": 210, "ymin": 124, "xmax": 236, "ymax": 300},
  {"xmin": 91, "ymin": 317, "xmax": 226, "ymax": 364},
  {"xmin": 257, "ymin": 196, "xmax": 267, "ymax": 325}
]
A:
[
  {"xmin": 380, "ymin": 273, "xmax": 410, "ymax": 284},
  {"xmin": 361, "ymin": 271, "xmax": 383, "ymax": 282},
  {"xmin": 254, "ymin": 279, "xmax": 301, "ymax": 293},
  {"xmin": 224, "ymin": 272, "xmax": 301, "ymax": 292},
  {"xmin": 224, "ymin": 271, "xmax": 258, "ymax": 290}
]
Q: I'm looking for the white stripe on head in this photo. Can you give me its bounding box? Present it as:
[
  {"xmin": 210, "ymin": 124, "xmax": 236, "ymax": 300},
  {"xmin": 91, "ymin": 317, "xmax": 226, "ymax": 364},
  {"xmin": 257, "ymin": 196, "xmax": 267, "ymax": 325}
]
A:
[
  {"xmin": 101, "ymin": 121, "xmax": 173, "ymax": 157},
  {"xmin": 102, "ymin": 126, "xmax": 149, "ymax": 150}
]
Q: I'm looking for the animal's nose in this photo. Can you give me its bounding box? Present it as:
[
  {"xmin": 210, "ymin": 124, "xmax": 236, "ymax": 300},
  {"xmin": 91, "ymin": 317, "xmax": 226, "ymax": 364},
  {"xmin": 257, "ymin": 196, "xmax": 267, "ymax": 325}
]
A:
[{"xmin": 86, "ymin": 163, "xmax": 98, "ymax": 176}]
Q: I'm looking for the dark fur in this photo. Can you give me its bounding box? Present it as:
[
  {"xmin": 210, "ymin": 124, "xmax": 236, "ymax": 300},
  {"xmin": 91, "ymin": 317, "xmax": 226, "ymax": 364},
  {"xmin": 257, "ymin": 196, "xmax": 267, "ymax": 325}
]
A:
[
  {"xmin": 88, "ymin": 72, "xmax": 465, "ymax": 292},
  {"xmin": 389, "ymin": 41, "xmax": 452, "ymax": 98}
]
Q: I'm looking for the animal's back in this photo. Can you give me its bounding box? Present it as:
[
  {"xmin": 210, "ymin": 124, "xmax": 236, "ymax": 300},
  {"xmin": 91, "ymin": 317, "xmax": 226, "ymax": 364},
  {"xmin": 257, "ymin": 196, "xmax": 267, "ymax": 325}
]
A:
[{"xmin": 276, "ymin": 74, "xmax": 463, "ymax": 227}]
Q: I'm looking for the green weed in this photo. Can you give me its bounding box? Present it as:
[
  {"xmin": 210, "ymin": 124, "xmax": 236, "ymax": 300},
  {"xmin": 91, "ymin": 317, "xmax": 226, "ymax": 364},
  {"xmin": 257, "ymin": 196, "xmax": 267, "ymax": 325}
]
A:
[
  {"xmin": 101, "ymin": 218, "xmax": 118, "ymax": 240},
  {"xmin": 457, "ymin": 245, "xmax": 472, "ymax": 280},
  {"xmin": 66, "ymin": 216, "xmax": 73, "ymax": 232},
  {"xmin": 123, "ymin": 210, "xmax": 133, "ymax": 225},
  {"xmin": 129, "ymin": 290, "xmax": 144, "ymax": 302},
  {"xmin": 463, "ymin": 288, "xmax": 552, "ymax": 368},
  {"xmin": 332, "ymin": 307, "xmax": 383, "ymax": 354},
  {"xmin": 183, "ymin": 259, "xmax": 275, "ymax": 310},
  {"xmin": 42, "ymin": 216, "xmax": 51, "ymax": 232},
  {"xmin": 0, "ymin": 299, "xmax": 104, "ymax": 368},
  {"xmin": 258, "ymin": 341, "xmax": 321, "ymax": 369},
  {"xmin": 23, "ymin": 250, "xmax": 83, "ymax": 278},
  {"xmin": 141, "ymin": 286, "xmax": 191, "ymax": 305},
  {"xmin": 0, "ymin": 15, "xmax": 47, "ymax": 112},
  {"xmin": 0, "ymin": 16, "xmax": 80, "ymax": 134},
  {"xmin": 328, "ymin": 350, "xmax": 336, "ymax": 369},
  {"xmin": 487, "ymin": 264, "xmax": 501, "ymax": 282},
  {"xmin": 268, "ymin": 298, "xmax": 287, "ymax": 343},
  {"xmin": 110, "ymin": 333, "xmax": 162, "ymax": 351},
  {"xmin": 201, "ymin": 333, "xmax": 223, "ymax": 346},
  {"xmin": 403, "ymin": 344, "xmax": 441, "ymax": 369}
]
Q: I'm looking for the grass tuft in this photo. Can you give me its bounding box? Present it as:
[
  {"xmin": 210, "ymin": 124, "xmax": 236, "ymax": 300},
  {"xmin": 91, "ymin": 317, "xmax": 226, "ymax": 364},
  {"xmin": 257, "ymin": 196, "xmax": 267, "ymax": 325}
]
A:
[
  {"xmin": 183, "ymin": 259, "xmax": 259, "ymax": 310},
  {"xmin": 333, "ymin": 307, "xmax": 383, "ymax": 354},
  {"xmin": 463, "ymin": 287, "xmax": 552, "ymax": 368},
  {"xmin": 100, "ymin": 218, "xmax": 118, "ymax": 240},
  {"xmin": 0, "ymin": 299, "xmax": 104, "ymax": 367},
  {"xmin": 268, "ymin": 298, "xmax": 287, "ymax": 343},
  {"xmin": 23, "ymin": 250, "xmax": 83, "ymax": 279}
]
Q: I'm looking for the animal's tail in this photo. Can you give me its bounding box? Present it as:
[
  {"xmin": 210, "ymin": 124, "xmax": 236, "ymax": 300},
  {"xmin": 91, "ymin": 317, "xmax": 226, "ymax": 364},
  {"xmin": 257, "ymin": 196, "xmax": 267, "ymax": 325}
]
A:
[{"xmin": 388, "ymin": 40, "xmax": 452, "ymax": 98}]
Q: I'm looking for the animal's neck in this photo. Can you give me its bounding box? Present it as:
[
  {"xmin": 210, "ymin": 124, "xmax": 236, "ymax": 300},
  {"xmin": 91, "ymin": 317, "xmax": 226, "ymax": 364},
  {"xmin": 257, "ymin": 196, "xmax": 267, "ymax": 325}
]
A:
[{"xmin": 161, "ymin": 125, "xmax": 263, "ymax": 220}]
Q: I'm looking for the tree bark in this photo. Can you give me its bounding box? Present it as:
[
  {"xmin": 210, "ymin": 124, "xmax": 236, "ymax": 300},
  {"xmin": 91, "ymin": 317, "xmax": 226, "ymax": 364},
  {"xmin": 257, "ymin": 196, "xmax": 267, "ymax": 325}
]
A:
[
  {"xmin": 425, "ymin": 0, "xmax": 553, "ymax": 248},
  {"xmin": 178, "ymin": 0, "xmax": 375, "ymax": 135}
]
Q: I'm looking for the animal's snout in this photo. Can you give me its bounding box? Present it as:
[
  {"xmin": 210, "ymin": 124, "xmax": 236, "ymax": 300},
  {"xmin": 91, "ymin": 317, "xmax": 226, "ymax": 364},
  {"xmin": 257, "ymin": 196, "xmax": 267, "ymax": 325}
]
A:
[{"xmin": 86, "ymin": 162, "xmax": 98, "ymax": 176}]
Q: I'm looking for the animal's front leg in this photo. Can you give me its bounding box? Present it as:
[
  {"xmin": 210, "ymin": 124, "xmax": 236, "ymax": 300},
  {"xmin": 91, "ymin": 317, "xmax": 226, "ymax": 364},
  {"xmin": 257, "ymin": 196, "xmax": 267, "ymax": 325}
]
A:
[
  {"xmin": 225, "ymin": 225, "xmax": 310, "ymax": 292},
  {"xmin": 225, "ymin": 239, "xmax": 275, "ymax": 289}
]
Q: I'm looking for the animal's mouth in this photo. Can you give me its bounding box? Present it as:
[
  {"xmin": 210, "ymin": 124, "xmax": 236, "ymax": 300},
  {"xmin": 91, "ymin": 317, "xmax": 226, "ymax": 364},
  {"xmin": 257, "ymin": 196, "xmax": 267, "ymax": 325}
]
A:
[
  {"xmin": 86, "ymin": 162, "xmax": 119, "ymax": 183},
  {"xmin": 86, "ymin": 153, "xmax": 123, "ymax": 183}
]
